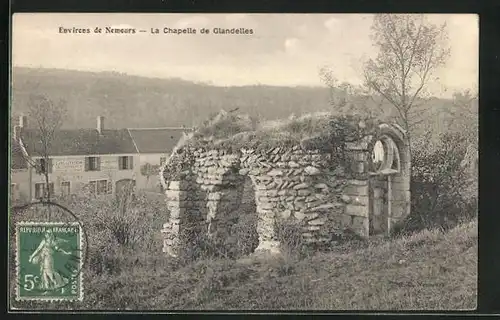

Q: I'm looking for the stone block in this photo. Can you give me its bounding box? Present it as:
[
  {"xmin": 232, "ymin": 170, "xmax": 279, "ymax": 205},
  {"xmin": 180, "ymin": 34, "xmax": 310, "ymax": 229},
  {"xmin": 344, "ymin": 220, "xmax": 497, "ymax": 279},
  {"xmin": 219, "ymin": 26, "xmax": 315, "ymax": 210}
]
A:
[
  {"xmin": 196, "ymin": 177, "xmax": 205, "ymax": 184},
  {"xmin": 293, "ymin": 183, "xmax": 309, "ymax": 190},
  {"xmin": 346, "ymin": 141, "xmax": 368, "ymax": 150},
  {"xmin": 341, "ymin": 195, "xmax": 351, "ymax": 203},
  {"xmin": 294, "ymin": 211, "xmax": 306, "ymax": 221},
  {"xmin": 277, "ymin": 189, "xmax": 288, "ymax": 196},
  {"xmin": 345, "ymin": 204, "xmax": 368, "ymax": 217},
  {"xmin": 168, "ymin": 181, "xmax": 181, "ymax": 191},
  {"xmin": 343, "ymin": 184, "xmax": 369, "ymax": 196},
  {"xmin": 348, "ymin": 179, "xmax": 368, "ymax": 186},
  {"xmin": 288, "ymin": 161, "xmax": 300, "ymax": 168},
  {"xmin": 351, "ymin": 195, "xmax": 369, "ymax": 206},
  {"xmin": 352, "ymin": 152, "xmax": 367, "ymax": 162},
  {"xmin": 294, "ymin": 201, "xmax": 307, "ymax": 210},
  {"xmin": 258, "ymin": 201, "xmax": 277, "ymax": 210},
  {"xmin": 304, "ymin": 212, "xmax": 319, "ymax": 221},
  {"xmin": 314, "ymin": 183, "xmax": 328, "ymax": 190},
  {"xmin": 239, "ymin": 168, "xmax": 250, "ymax": 175},
  {"xmin": 263, "ymin": 189, "xmax": 279, "ymax": 197},
  {"xmin": 165, "ymin": 190, "xmax": 189, "ymax": 201},
  {"xmin": 298, "ymin": 189, "xmax": 312, "ymax": 196},
  {"xmin": 280, "ymin": 210, "xmax": 292, "ymax": 219},
  {"xmin": 350, "ymin": 161, "xmax": 365, "ymax": 173},
  {"xmin": 306, "ymin": 225, "xmax": 321, "ymax": 231},
  {"xmin": 308, "ymin": 217, "xmax": 328, "ymax": 226},
  {"xmin": 207, "ymin": 192, "xmax": 222, "ymax": 201},
  {"xmin": 373, "ymin": 188, "xmax": 385, "ymax": 199},
  {"xmin": 304, "ymin": 166, "xmax": 321, "ymax": 175},
  {"xmin": 259, "ymin": 196, "xmax": 279, "ymax": 203},
  {"xmin": 268, "ymin": 169, "xmax": 284, "ymax": 176},
  {"xmin": 305, "ymin": 195, "xmax": 318, "ymax": 203},
  {"xmin": 306, "ymin": 200, "xmax": 325, "ymax": 209},
  {"xmin": 309, "ymin": 203, "xmax": 337, "ymax": 211}
]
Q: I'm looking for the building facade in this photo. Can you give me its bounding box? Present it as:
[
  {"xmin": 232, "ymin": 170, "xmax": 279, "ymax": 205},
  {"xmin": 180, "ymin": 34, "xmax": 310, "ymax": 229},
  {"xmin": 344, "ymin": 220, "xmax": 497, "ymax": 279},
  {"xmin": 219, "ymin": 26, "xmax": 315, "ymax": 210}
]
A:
[
  {"xmin": 128, "ymin": 127, "xmax": 188, "ymax": 192},
  {"xmin": 11, "ymin": 115, "xmax": 187, "ymax": 202}
]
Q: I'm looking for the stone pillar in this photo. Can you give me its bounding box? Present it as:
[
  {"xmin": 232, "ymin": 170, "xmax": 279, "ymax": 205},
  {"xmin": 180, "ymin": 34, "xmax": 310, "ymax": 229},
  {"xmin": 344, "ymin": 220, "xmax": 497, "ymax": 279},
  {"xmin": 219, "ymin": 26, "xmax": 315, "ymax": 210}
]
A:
[
  {"xmin": 342, "ymin": 140, "xmax": 370, "ymax": 237},
  {"xmin": 251, "ymin": 175, "xmax": 281, "ymax": 254},
  {"xmin": 161, "ymin": 180, "xmax": 192, "ymax": 257}
]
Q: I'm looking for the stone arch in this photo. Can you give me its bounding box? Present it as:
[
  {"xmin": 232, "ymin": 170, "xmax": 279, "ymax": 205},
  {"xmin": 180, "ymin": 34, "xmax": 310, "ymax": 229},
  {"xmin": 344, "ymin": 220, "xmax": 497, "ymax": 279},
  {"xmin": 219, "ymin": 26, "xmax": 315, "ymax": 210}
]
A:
[
  {"xmin": 367, "ymin": 124, "xmax": 411, "ymax": 235},
  {"xmin": 160, "ymin": 121, "xmax": 412, "ymax": 257},
  {"xmin": 228, "ymin": 174, "xmax": 259, "ymax": 254}
]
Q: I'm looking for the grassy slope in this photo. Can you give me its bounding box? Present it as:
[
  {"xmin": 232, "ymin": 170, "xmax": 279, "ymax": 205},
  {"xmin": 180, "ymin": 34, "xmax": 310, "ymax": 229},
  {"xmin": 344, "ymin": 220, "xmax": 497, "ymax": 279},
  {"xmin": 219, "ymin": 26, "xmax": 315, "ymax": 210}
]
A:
[{"xmin": 81, "ymin": 219, "xmax": 476, "ymax": 311}]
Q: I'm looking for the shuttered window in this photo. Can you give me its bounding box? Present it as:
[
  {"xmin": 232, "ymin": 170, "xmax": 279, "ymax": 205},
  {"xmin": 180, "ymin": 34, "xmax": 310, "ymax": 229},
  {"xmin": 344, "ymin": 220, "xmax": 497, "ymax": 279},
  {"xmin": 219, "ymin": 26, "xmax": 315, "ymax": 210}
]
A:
[
  {"xmin": 34, "ymin": 182, "xmax": 54, "ymax": 199},
  {"xmin": 61, "ymin": 181, "xmax": 71, "ymax": 196},
  {"xmin": 89, "ymin": 179, "xmax": 109, "ymax": 195},
  {"xmin": 85, "ymin": 157, "xmax": 100, "ymax": 171},
  {"xmin": 36, "ymin": 158, "xmax": 53, "ymax": 174},
  {"xmin": 119, "ymin": 156, "xmax": 134, "ymax": 170}
]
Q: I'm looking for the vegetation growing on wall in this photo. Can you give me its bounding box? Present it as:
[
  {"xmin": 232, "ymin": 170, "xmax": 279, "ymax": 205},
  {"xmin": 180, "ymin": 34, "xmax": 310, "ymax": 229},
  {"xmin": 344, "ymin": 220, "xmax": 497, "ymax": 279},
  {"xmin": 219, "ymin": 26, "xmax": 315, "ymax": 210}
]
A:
[{"xmin": 162, "ymin": 110, "xmax": 385, "ymax": 182}]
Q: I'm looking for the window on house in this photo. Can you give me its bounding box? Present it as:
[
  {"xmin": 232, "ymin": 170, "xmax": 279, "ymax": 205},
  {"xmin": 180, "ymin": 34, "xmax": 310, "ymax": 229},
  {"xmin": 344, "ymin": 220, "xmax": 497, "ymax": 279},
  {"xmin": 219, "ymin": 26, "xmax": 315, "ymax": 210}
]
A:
[
  {"xmin": 34, "ymin": 182, "xmax": 54, "ymax": 199},
  {"xmin": 61, "ymin": 181, "xmax": 71, "ymax": 196},
  {"xmin": 88, "ymin": 179, "xmax": 111, "ymax": 195},
  {"xmin": 118, "ymin": 156, "xmax": 134, "ymax": 170},
  {"xmin": 160, "ymin": 157, "xmax": 167, "ymax": 166},
  {"xmin": 36, "ymin": 158, "xmax": 53, "ymax": 174},
  {"xmin": 85, "ymin": 157, "xmax": 100, "ymax": 171}
]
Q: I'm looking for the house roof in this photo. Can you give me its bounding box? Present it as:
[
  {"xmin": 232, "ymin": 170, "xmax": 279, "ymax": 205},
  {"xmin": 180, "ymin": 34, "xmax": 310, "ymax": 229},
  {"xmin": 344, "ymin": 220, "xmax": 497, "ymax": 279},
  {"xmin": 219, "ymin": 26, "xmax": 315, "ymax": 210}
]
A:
[
  {"xmin": 11, "ymin": 139, "xmax": 28, "ymax": 169},
  {"xmin": 127, "ymin": 128, "xmax": 186, "ymax": 154},
  {"xmin": 20, "ymin": 128, "xmax": 137, "ymax": 156}
]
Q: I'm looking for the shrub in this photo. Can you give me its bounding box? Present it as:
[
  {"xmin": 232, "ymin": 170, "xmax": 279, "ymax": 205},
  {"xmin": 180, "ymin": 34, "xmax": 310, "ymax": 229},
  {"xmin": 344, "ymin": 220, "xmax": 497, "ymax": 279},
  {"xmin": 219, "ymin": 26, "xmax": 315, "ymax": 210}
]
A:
[{"xmin": 400, "ymin": 132, "xmax": 477, "ymax": 233}]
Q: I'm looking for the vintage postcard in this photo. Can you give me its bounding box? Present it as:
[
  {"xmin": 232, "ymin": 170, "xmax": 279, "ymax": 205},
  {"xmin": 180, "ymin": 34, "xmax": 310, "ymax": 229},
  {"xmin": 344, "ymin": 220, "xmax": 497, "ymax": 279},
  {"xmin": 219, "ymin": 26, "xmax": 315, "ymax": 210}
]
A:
[{"xmin": 10, "ymin": 13, "xmax": 478, "ymax": 311}]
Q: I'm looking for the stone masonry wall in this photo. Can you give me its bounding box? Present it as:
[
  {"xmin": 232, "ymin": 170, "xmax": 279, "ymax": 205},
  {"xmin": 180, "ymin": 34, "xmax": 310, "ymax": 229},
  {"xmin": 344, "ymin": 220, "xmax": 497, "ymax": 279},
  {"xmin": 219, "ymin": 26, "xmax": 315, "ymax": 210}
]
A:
[{"xmin": 161, "ymin": 123, "xmax": 410, "ymax": 257}]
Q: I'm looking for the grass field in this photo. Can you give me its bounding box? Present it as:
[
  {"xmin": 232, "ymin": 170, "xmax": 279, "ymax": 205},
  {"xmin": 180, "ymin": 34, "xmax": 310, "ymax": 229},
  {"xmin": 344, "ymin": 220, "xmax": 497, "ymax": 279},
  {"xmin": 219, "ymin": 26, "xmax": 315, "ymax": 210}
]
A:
[{"xmin": 75, "ymin": 218, "xmax": 477, "ymax": 311}]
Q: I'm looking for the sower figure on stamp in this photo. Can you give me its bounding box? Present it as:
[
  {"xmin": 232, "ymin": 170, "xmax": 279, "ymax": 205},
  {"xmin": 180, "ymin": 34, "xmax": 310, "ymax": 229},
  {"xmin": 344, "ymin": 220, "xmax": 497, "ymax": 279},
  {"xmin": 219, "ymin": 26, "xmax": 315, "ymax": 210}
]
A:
[{"xmin": 28, "ymin": 229, "xmax": 71, "ymax": 292}]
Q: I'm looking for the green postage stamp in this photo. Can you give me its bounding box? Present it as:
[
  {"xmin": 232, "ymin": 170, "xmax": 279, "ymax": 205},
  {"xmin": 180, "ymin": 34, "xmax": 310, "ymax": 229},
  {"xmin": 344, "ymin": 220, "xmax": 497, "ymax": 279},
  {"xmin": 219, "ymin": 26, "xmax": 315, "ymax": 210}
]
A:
[{"xmin": 15, "ymin": 222, "xmax": 83, "ymax": 301}]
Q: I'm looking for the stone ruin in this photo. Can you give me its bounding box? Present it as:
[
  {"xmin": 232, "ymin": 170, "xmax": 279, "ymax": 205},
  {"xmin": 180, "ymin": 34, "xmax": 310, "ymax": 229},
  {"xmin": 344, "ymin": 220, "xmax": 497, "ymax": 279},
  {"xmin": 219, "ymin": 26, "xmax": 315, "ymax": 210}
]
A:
[{"xmin": 159, "ymin": 115, "xmax": 411, "ymax": 257}]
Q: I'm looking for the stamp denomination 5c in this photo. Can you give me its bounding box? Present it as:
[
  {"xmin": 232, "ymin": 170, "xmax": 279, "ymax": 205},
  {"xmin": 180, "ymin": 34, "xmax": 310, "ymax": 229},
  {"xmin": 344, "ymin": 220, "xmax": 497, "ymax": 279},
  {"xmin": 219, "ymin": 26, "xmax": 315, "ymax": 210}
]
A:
[{"xmin": 15, "ymin": 222, "xmax": 83, "ymax": 301}]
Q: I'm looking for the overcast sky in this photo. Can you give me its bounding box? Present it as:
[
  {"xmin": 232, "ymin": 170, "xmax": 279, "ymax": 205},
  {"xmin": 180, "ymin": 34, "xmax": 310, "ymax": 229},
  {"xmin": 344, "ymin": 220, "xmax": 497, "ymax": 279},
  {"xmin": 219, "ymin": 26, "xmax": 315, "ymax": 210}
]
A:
[{"xmin": 12, "ymin": 13, "xmax": 478, "ymax": 98}]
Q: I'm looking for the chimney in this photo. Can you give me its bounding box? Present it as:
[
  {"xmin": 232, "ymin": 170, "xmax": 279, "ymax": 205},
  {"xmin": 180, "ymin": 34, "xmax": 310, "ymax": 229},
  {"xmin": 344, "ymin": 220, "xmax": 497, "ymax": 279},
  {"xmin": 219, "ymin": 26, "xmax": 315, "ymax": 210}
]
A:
[
  {"xmin": 19, "ymin": 115, "xmax": 27, "ymax": 128},
  {"xmin": 97, "ymin": 116, "xmax": 104, "ymax": 135}
]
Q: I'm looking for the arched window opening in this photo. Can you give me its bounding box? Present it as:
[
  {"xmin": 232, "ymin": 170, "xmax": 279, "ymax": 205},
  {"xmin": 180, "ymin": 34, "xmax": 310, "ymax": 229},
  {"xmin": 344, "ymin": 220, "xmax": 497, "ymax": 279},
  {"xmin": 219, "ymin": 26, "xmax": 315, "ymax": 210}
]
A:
[{"xmin": 369, "ymin": 136, "xmax": 400, "ymax": 174}]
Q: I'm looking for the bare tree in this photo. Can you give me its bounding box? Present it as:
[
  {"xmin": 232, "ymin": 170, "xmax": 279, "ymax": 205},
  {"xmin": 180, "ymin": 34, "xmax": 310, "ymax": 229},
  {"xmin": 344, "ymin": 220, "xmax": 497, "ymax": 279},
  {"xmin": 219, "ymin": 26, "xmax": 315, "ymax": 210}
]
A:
[
  {"xmin": 363, "ymin": 14, "xmax": 450, "ymax": 150},
  {"xmin": 319, "ymin": 67, "xmax": 379, "ymax": 118},
  {"xmin": 23, "ymin": 94, "xmax": 67, "ymax": 204}
]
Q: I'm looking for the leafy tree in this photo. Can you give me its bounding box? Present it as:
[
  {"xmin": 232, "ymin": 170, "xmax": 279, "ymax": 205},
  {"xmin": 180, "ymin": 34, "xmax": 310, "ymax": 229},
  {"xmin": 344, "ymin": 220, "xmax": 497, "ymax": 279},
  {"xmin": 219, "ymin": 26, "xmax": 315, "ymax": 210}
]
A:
[{"xmin": 363, "ymin": 14, "xmax": 450, "ymax": 151}]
